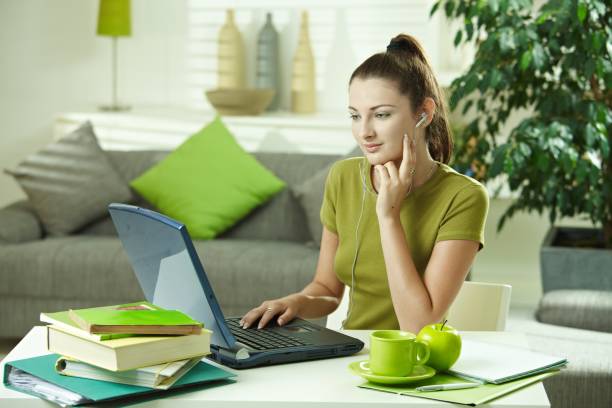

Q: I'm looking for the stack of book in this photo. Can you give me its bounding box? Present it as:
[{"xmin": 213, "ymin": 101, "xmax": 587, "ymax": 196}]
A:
[{"xmin": 3, "ymin": 301, "xmax": 235, "ymax": 406}]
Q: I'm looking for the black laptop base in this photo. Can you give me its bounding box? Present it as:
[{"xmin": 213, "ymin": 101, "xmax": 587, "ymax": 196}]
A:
[
  {"xmin": 209, "ymin": 317, "xmax": 364, "ymax": 369},
  {"xmin": 209, "ymin": 341, "xmax": 364, "ymax": 369}
]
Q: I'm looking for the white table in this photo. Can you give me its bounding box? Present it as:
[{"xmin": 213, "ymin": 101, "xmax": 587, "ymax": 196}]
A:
[{"xmin": 0, "ymin": 327, "xmax": 550, "ymax": 407}]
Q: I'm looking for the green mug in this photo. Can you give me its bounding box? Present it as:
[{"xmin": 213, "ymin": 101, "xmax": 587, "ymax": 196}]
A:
[{"xmin": 369, "ymin": 330, "xmax": 430, "ymax": 377}]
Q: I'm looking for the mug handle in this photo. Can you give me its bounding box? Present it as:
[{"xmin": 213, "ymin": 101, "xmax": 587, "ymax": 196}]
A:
[{"xmin": 411, "ymin": 340, "xmax": 430, "ymax": 366}]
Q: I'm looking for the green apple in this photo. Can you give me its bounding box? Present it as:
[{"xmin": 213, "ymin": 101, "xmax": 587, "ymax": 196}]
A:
[{"xmin": 416, "ymin": 320, "xmax": 462, "ymax": 371}]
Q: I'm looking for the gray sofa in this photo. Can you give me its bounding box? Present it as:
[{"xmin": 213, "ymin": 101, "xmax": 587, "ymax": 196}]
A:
[
  {"xmin": 0, "ymin": 149, "xmax": 339, "ymax": 338},
  {"xmin": 510, "ymin": 298, "xmax": 612, "ymax": 408},
  {"xmin": 2, "ymin": 149, "xmax": 612, "ymax": 407}
]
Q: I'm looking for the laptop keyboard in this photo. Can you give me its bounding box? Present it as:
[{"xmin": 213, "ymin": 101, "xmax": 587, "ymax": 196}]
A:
[{"xmin": 225, "ymin": 318, "xmax": 311, "ymax": 350}]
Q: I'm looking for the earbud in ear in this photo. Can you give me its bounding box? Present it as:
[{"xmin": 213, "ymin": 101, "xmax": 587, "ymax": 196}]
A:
[{"xmin": 415, "ymin": 113, "xmax": 428, "ymax": 129}]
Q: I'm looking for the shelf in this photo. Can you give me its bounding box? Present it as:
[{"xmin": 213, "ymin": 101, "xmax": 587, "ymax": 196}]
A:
[{"xmin": 54, "ymin": 106, "xmax": 355, "ymax": 155}]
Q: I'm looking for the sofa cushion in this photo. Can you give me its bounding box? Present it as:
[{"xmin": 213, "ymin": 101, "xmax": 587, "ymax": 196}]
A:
[
  {"xmin": 4, "ymin": 122, "xmax": 133, "ymax": 236},
  {"xmin": 105, "ymin": 150, "xmax": 340, "ymax": 242},
  {"xmin": 130, "ymin": 117, "xmax": 286, "ymax": 239},
  {"xmin": 219, "ymin": 152, "xmax": 339, "ymax": 242},
  {"xmin": 0, "ymin": 236, "xmax": 317, "ymax": 320},
  {"xmin": 192, "ymin": 239, "xmax": 319, "ymax": 316},
  {"xmin": 0, "ymin": 200, "xmax": 42, "ymax": 244},
  {"xmin": 293, "ymin": 146, "xmax": 361, "ymax": 245},
  {"xmin": 0, "ymin": 236, "xmax": 142, "ymax": 301},
  {"xmin": 536, "ymin": 290, "xmax": 612, "ymax": 333}
]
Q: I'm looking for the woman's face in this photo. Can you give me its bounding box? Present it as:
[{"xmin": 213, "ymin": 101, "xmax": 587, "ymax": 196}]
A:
[{"xmin": 348, "ymin": 77, "xmax": 415, "ymax": 165}]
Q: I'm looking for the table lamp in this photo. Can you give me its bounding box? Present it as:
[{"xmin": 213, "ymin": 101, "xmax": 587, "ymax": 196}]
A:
[{"xmin": 97, "ymin": 0, "xmax": 131, "ymax": 111}]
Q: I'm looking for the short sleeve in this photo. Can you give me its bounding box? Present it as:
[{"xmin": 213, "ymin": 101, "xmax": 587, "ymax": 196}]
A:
[
  {"xmin": 436, "ymin": 183, "xmax": 489, "ymax": 250},
  {"xmin": 319, "ymin": 163, "xmax": 338, "ymax": 234}
]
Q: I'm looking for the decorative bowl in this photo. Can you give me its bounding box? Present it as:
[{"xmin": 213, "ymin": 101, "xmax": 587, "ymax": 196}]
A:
[{"xmin": 205, "ymin": 88, "xmax": 275, "ymax": 116}]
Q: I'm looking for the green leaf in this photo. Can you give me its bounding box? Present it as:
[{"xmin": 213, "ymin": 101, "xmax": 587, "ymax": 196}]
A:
[
  {"xmin": 489, "ymin": 0, "xmax": 499, "ymax": 13},
  {"xmin": 536, "ymin": 154, "xmax": 550, "ymax": 172},
  {"xmin": 520, "ymin": 50, "xmax": 532, "ymax": 71},
  {"xmin": 454, "ymin": 30, "xmax": 463, "ymax": 46},
  {"xmin": 461, "ymin": 99, "xmax": 474, "ymax": 115},
  {"xmin": 592, "ymin": 32, "xmax": 604, "ymax": 52},
  {"xmin": 465, "ymin": 22, "xmax": 474, "ymax": 40},
  {"xmin": 430, "ymin": 1, "xmax": 440, "ymax": 17},
  {"xmin": 577, "ymin": 2, "xmax": 587, "ymax": 23},
  {"xmin": 585, "ymin": 123, "xmax": 597, "ymax": 146},
  {"xmin": 445, "ymin": 0, "xmax": 456, "ymax": 16},
  {"xmin": 536, "ymin": 10, "xmax": 552, "ymax": 25},
  {"xmin": 499, "ymin": 29, "xmax": 516, "ymax": 52},
  {"xmin": 518, "ymin": 143, "xmax": 532, "ymax": 158},
  {"xmin": 490, "ymin": 145, "xmax": 508, "ymax": 177},
  {"xmin": 490, "ymin": 69, "xmax": 502, "ymax": 88},
  {"xmin": 532, "ymin": 44, "xmax": 545, "ymax": 69}
]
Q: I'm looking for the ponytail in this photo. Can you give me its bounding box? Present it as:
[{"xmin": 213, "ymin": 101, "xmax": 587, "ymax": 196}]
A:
[{"xmin": 350, "ymin": 34, "xmax": 453, "ymax": 164}]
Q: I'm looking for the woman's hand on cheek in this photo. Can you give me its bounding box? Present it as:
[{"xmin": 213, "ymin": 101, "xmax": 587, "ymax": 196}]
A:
[{"xmin": 375, "ymin": 134, "xmax": 416, "ymax": 222}]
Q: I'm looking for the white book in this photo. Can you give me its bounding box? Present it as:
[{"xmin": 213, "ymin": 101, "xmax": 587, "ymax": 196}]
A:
[
  {"xmin": 448, "ymin": 339, "xmax": 568, "ymax": 384},
  {"xmin": 55, "ymin": 356, "xmax": 203, "ymax": 389}
]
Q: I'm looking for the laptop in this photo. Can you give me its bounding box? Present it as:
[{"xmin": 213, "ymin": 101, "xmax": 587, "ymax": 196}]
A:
[{"xmin": 108, "ymin": 203, "xmax": 364, "ymax": 369}]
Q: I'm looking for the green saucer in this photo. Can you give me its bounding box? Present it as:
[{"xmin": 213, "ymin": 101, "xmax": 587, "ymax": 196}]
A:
[{"xmin": 349, "ymin": 360, "xmax": 436, "ymax": 385}]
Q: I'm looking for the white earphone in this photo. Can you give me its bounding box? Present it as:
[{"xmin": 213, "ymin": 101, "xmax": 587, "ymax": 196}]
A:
[{"xmin": 415, "ymin": 112, "xmax": 428, "ymax": 129}]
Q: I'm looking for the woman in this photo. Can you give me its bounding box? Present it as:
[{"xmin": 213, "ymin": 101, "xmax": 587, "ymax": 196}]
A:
[{"xmin": 241, "ymin": 34, "xmax": 489, "ymax": 333}]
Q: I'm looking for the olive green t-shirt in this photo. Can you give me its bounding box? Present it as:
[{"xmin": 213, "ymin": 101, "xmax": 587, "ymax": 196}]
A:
[{"xmin": 320, "ymin": 157, "xmax": 489, "ymax": 329}]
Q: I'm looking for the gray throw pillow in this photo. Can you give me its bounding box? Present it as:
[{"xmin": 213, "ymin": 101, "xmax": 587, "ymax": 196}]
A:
[
  {"xmin": 4, "ymin": 121, "xmax": 133, "ymax": 236},
  {"xmin": 293, "ymin": 146, "xmax": 362, "ymax": 246}
]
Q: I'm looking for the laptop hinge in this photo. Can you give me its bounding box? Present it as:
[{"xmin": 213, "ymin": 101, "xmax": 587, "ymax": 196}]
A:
[{"xmin": 217, "ymin": 346, "xmax": 251, "ymax": 360}]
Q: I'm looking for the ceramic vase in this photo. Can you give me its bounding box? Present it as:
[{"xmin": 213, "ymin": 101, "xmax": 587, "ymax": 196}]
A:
[
  {"xmin": 217, "ymin": 9, "xmax": 246, "ymax": 89},
  {"xmin": 291, "ymin": 11, "xmax": 316, "ymax": 113},
  {"xmin": 256, "ymin": 13, "xmax": 280, "ymax": 111}
]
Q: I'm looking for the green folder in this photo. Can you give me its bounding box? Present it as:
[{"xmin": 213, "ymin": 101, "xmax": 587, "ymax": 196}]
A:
[
  {"xmin": 3, "ymin": 354, "xmax": 235, "ymax": 406},
  {"xmin": 360, "ymin": 370, "xmax": 560, "ymax": 406}
]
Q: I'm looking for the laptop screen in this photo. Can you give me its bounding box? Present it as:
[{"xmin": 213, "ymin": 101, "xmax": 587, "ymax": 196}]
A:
[{"xmin": 108, "ymin": 203, "xmax": 235, "ymax": 349}]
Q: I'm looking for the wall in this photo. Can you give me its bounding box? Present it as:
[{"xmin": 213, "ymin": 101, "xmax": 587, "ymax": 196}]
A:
[{"xmin": 0, "ymin": 0, "xmax": 188, "ymax": 207}]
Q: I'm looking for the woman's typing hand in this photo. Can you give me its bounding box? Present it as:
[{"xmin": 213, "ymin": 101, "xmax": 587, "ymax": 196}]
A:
[{"xmin": 240, "ymin": 293, "xmax": 306, "ymax": 329}]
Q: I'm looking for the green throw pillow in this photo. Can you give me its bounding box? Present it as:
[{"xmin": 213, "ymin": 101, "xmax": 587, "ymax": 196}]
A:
[{"xmin": 130, "ymin": 116, "xmax": 286, "ymax": 239}]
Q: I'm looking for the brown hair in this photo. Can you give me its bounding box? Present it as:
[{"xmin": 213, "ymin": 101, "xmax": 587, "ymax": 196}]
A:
[{"xmin": 349, "ymin": 34, "xmax": 453, "ymax": 164}]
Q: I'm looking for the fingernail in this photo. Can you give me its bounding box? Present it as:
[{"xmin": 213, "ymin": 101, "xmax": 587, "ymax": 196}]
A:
[{"xmin": 278, "ymin": 318, "xmax": 283, "ymax": 325}]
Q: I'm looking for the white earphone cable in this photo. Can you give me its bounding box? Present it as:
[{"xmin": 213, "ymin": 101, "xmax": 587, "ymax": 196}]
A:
[{"xmin": 341, "ymin": 114, "xmax": 428, "ymax": 329}]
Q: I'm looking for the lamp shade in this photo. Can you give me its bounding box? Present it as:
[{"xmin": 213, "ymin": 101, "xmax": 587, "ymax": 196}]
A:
[{"xmin": 97, "ymin": 0, "xmax": 131, "ymax": 37}]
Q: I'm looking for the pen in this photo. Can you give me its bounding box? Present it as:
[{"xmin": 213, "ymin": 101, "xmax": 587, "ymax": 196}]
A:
[{"xmin": 416, "ymin": 382, "xmax": 481, "ymax": 392}]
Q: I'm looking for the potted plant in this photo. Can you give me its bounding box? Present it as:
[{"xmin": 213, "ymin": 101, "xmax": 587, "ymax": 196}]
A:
[{"xmin": 432, "ymin": 0, "xmax": 611, "ymax": 291}]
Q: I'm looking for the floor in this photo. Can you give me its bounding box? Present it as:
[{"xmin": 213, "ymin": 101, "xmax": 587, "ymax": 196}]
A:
[{"xmin": 0, "ymin": 306, "xmax": 539, "ymax": 363}]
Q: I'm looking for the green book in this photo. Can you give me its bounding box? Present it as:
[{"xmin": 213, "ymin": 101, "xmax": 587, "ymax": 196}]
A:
[
  {"xmin": 3, "ymin": 354, "xmax": 235, "ymax": 407},
  {"xmin": 360, "ymin": 370, "xmax": 560, "ymax": 406},
  {"xmin": 68, "ymin": 301, "xmax": 202, "ymax": 335},
  {"xmin": 40, "ymin": 306, "xmax": 145, "ymax": 341}
]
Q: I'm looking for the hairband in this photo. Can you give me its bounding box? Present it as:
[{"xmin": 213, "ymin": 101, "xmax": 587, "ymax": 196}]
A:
[{"xmin": 386, "ymin": 42, "xmax": 404, "ymax": 53}]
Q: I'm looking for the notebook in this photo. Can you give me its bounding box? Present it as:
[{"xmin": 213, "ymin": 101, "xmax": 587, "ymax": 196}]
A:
[
  {"xmin": 3, "ymin": 354, "xmax": 235, "ymax": 407},
  {"xmin": 108, "ymin": 203, "xmax": 364, "ymax": 369},
  {"xmin": 448, "ymin": 339, "xmax": 568, "ymax": 384},
  {"xmin": 361, "ymin": 370, "xmax": 560, "ymax": 406},
  {"xmin": 55, "ymin": 356, "xmax": 202, "ymax": 390}
]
